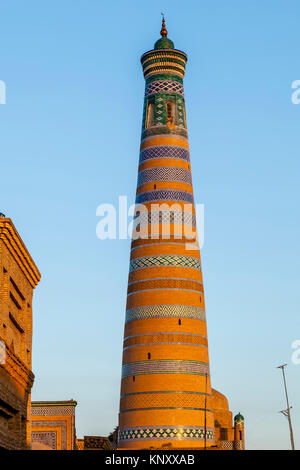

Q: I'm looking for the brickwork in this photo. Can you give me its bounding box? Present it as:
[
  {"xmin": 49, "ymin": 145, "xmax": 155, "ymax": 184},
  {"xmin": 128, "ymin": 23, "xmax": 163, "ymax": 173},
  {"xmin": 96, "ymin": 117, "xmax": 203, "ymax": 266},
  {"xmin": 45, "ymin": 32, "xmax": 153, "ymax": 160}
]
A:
[
  {"xmin": 118, "ymin": 21, "xmax": 245, "ymax": 450},
  {"xmin": 0, "ymin": 217, "xmax": 40, "ymax": 449}
]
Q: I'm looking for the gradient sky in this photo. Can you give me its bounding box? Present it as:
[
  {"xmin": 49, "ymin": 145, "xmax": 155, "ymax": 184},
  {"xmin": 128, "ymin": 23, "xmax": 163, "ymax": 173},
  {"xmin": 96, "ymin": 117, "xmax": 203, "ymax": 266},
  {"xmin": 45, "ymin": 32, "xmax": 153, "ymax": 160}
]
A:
[{"xmin": 0, "ymin": 0, "xmax": 299, "ymax": 450}]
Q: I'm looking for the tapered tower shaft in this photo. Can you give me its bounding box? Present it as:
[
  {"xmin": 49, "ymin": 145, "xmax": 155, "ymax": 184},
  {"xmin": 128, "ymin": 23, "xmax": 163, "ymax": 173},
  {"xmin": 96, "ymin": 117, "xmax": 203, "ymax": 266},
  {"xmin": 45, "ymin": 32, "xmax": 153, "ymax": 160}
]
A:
[{"xmin": 118, "ymin": 20, "xmax": 215, "ymax": 449}]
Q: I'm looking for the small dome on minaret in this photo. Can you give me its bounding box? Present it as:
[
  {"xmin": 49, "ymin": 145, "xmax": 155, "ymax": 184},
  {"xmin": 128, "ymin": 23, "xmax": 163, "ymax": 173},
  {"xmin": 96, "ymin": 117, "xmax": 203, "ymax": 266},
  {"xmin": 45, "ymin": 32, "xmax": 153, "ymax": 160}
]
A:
[
  {"xmin": 234, "ymin": 412, "xmax": 245, "ymax": 424},
  {"xmin": 154, "ymin": 16, "xmax": 174, "ymax": 49}
]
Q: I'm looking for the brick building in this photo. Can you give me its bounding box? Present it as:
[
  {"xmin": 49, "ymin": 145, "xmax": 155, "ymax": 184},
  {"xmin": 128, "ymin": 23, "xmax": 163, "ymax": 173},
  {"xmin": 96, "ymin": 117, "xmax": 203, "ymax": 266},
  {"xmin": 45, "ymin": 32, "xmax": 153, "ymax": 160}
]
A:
[
  {"xmin": 0, "ymin": 214, "xmax": 40, "ymax": 449},
  {"xmin": 76, "ymin": 435, "xmax": 112, "ymax": 450},
  {"xmin": 31, "ymin": 400, "xmax": 77, "ymax": 450}
]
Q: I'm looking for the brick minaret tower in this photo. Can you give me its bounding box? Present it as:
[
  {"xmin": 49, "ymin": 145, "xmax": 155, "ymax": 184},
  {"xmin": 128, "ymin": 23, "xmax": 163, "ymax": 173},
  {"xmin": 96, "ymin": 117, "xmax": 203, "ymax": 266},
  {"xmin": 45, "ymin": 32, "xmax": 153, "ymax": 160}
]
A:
[{"xmin": 118, "ymin": 18, "xmax": 215, "ymax": 449}]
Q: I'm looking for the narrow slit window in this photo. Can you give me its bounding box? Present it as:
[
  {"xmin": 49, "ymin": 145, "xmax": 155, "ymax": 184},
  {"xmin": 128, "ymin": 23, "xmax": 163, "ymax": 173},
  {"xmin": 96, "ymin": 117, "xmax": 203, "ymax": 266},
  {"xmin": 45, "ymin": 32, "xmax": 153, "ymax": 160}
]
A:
[
  {"xmin": 183, "ymin": 106, "xmax": 187, "ymax": 127},
  {"xmin": 148, "ymin": 352, "xmax": 151, "ymax": 360},
  {"xmin": 178, "ymin": 319, "xmax": 181, "ymax": 325},
  {"xmin": 146, "ymin": 102, "xmax": 154, "ymax": 128},
  {"xmin": 133, "ymin": 376, "xmax": 135, "ymax": 382},
  {"xmin": 166, "ymin": 101, "xmax": 175, "ymax": 125}
]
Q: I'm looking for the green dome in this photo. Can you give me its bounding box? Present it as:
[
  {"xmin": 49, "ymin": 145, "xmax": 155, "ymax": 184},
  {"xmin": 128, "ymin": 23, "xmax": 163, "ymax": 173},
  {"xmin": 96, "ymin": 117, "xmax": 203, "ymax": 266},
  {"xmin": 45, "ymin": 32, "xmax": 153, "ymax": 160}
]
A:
[
  {"xmin": 154, "ymin": 37, "xmax": 174, "ymax": 50},
  {"xmin": 234, "ymin": 412, "xmax": 244, "ymax": 423}
]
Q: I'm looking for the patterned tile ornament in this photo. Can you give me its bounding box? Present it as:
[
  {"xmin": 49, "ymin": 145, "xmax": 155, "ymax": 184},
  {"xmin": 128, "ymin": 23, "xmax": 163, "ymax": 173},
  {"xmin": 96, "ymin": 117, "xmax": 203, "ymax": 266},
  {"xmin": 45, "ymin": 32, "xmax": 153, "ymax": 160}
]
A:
[
  {"xmin": 129, "ymin": 255, "xmax": 201, "ymax": 272},
  {"xmin": 142, "ymin": 127, "xmax": 188, "ymax": 139},
  {"xmin": 123, "ymin": 332, "xmax": 207, "ymax": 349},
  {"xmin": 141, "ymin": 49, "xmax": 188, "ymax": 80},
  {"xmin": 146, "ymin": 73, "xmax": 183, "ymax": 84},
  {"xmin": 234, "ymin": 441, "xmax": 245, "ymax": 450},
  {"xmin": 31, "ymin": 420, "xmax": 67, "ymax": 450},
  {"xmin": 221, "ymin": 440, "xmax": 234, "ymax": 450},
  {"xmin": 136, "ymin": 190, "xmax": 194, "ymax": 204},
  {"xmin": 146, "ymin": 80, "xmax": 184, "ymax": 97},
  {"xmin": 139, "ymin": 145, "xmax": 190, "ymax": 163},
  {"xmin": 125, "ymin": 305, "xmax": 206, "ymax": 323},
  {"xmin": 141, "ymin": 90, "xmax": 187, "ymax": 130},
  {"xmin": 31, "ymin": 406, "xmax": 75, "ymax": 416},
  {"xmin": 31, "ymin": 432, "xmax": 57, "ymax": 450},
  {"xmin": 137, "ymin": 167, "xmax": 192, "ymax": 186},
  {"xmin": 135, "ymin": 210, "xmax": 196, "ymax": 227},
  {"xmin": 120, "ymin": 391, "xmax": 210, "ymax": 411},
  {"xmin": 143, "ymin": 57, "xmax": 187, "ymax": 73},
  {"xmin": 127, "ymin": 278, "xmax": 203, "ymax": 294},
  {"xmin": 142, "ymin": 54, "xmax": 187, "ymax": 70},
  {"xmin": 122, "ymin": 359, "xmax": 209, "ymax": 378},
  {"xmin": 124, "ymin": 330, "xmax": 207, "ymax": 339},
  {"xmin": 119, "ymin": 426, "xmax": 214, "ymax": 442}
]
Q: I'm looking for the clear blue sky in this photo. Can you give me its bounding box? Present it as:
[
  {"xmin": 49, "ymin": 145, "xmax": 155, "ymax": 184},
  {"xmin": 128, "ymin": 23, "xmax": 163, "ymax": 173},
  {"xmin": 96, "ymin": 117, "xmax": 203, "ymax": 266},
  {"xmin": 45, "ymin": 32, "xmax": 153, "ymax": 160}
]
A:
[{"xmin": 0, "ymin": 0, "xmax": 299, "ymax": 450}]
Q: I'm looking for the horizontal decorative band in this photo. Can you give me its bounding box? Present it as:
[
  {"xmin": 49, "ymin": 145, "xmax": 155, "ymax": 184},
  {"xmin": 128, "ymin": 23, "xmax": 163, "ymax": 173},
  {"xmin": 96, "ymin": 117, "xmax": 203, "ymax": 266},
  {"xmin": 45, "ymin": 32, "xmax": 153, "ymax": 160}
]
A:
[
  {"xmin": 125, "ymin": 305, "xmax": 206, "ymax": 323},
  {"xmin": 127, "ymin": 278, "xmax": 203, "ymax": 295},
  {"xmin": 143, "ymin": 61, "xmax": 186, "ymax": 73},
  {"xmin": 131, "ymin": 235, "xmax": 197, "ymax": 248},
  {"xmin": 120, "ymin": 390, "xmax": 211, "ymax": 412},
  {"xmin": 31, "ymin": 406, "xmax": 75, "ymax": 416},
  {"xmin": 136, "ymin": 190, "xmax": 194, "ymax": 205},
  {"xmin": 122, "ymin": 360, "xmax": 209, "ymax": 378},
  {"xmin": 123, "ymin": 332, "xmax": 208, "ymax": 349},
  {"xmin": 118, "ymin": 426, "xmax": 214, "ymax": 442},
  {"xmin": 137, "ymin": 166, "xmax": 192, "ymax": 187},
  {"xmin": 142, "ymin": 55, "xmax": 186, "ymax": 66},
  {"xmin": 141, "ymin": 135, "xmax": 189, "ymax": 150},
  {"xmin": 141, "ymin": 49, "xmax": 187, "ymax": 62},
  {"xmin": 139, "ymin": 145, "xmax": 190, "ymax": 163},
  {"xmin": 124, "ymin": 330, "xmax": 207, "ymax": 340},
  {"xmin": 129, "ymin": 255, "xmax": 201, "ymax": 272},
  {"xmin": 143, "ymin": 67, "xmax": 186, "ymax": 80},
  {"xmin": 123, "ymin": 342, "xmax": 207, "ymax": 350},
  {"xmin": 146, "ymin": 73, "xmax": 183, "ymax": 84},
  {"xmin": 145, "ymin": 70, "xmax": 185, "ymax": 80},
  {"xmin": 142, "ymin": 126, "xmax": 188, "ymax": 140},
  {"xmin": 134, "ymin": 211, "xmax": 196, "ymax": 227},
  {"xmin": 145, "ymin": 80, "xmax": 184, "ymax": 97},
  {"xmin": 131, "ymin": 242, "xmax": 195, "ymax": 251},
  {"xmin": 129, "ymin": 234, "xmax": 198, "ymax": 244},
  {"xmin": 127, "ymin": 290, "xmax": 202, "ymax": 298},
  {"xmin": 120, "ymin": 407, "xmax": 213, "ymax": 413},
  {"xmin": 142, "ymin": 55, "xmax": 187, "ymax": 68},
  {"xmin": 127, "ymin": 277, "xmax": 203, "ymax": 288},
  {"xmin": 120, "ymin": 390, "xmax": 209, "ymax": 398}
]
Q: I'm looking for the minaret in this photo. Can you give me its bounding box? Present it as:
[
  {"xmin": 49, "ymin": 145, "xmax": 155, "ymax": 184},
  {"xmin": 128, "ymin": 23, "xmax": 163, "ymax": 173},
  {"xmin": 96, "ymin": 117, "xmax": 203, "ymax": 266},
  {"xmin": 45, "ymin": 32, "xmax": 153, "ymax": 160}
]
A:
[
  {"xmin": 118, "ymin": 18, "xmax": 215, "ymax": 449},
  {"xmin": 234, "ymin": 413, "xmax": 245, "ymax": 450}
]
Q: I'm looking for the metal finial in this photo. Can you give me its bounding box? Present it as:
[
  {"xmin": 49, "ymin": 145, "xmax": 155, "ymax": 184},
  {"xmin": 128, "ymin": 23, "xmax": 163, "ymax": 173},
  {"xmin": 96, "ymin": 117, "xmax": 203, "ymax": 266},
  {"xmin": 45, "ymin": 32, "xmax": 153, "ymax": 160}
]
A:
[{"xmin": 160, "ymin": 13, "xmax": 167, "ymax": 37}]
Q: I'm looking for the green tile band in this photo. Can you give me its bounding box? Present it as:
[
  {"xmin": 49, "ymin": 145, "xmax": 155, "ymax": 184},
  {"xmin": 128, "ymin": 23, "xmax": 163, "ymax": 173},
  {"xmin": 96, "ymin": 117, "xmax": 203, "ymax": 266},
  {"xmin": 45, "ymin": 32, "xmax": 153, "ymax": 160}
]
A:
[{"xmin": 119, "ymin": 426, "xmax": 214, "ymax": 442}]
